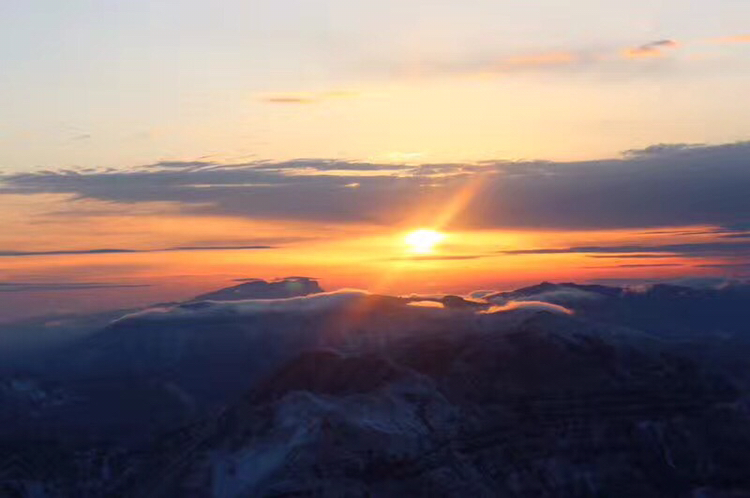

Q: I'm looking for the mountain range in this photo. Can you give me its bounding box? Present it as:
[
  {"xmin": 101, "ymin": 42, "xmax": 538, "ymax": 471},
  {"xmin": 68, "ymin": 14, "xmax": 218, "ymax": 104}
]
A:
[{"xmin": 1, "ymin": 277, "xmax": 750, "ymax": 497}]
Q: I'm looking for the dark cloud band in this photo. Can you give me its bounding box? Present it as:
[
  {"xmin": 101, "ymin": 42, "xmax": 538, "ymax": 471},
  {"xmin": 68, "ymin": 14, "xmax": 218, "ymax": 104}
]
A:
[
  {"xmin": 0, "ymin": 282, "xmax": 152, "ymax": 292},
  {"xmin": 3, "ymin": 141, "xmax": 750, "ymax": 236},
  {"xmin": 503, "ymin": 242, "xmax": 750, "ymax": 257},
  {"xmin": 0, "ymin": 246, "xmax": 274, "ymax": 258}
]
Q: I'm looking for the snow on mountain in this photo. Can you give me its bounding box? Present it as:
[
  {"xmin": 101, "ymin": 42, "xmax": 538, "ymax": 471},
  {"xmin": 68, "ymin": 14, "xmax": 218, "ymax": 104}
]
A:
[
  {"xmin": 1, "ymin": 278, "xmax": 750, "ymax": 496},
  {"xmin": 110, "ymin": 306, "xmax": 747, "ymax": 497}
]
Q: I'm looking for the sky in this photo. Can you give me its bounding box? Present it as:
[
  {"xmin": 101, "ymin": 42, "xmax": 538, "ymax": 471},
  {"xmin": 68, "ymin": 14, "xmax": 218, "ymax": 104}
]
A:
[{"xmin": 1, "ymin": 1, "xmax": 750, "ymax": 321}]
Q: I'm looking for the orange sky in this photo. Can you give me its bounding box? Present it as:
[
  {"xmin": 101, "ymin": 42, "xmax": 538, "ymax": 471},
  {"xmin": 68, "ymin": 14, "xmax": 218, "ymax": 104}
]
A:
[
  {"xmin": 2, "ymin": 2, "xmax": 749, "ymax": 321},
  {"xmin": 0, "ymin": 190, "xmax": 736, "ymax": 322}
]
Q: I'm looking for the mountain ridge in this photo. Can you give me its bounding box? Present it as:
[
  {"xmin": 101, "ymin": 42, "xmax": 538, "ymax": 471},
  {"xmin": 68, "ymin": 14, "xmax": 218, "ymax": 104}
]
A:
[{"xmin": 1, "ymin": 277, "xmax": 750, "ymax": 496}]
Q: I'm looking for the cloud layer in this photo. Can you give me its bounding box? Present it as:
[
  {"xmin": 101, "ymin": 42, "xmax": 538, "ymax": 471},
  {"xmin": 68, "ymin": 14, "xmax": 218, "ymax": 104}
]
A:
[
  {"xmin": 622, "ymin": 40, "xmax": 679, "ymax": 59},
  {"xmin": 481, "ymin": 301, "xmax": 574, "ymax": 316},
  {"xmin": 503, "ymin": 241, "xmax": 750, "ymax": 258},
  {"xmin": 4, "ymin": 142, "xmax": 750, "ymax": 238},
  {"xmin": 0, "ymin": 282, "xmax": 151, "ymax": 293},
  {"xmin": 0, "ymin": 245, "xmax": 274, "ymax": 258}
]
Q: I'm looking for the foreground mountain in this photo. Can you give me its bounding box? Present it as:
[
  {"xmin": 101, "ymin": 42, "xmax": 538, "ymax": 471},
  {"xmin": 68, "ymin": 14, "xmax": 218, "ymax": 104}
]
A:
[{"xmin": 1, "ymin": 278, "xmax": 750, "ymax": 497}]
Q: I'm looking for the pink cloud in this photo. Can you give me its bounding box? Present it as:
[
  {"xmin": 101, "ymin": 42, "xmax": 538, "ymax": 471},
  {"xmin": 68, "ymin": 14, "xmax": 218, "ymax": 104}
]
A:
[
  {"xmin": 622, "ymin": 40, "xmax": 679, "ymax": 59},
  {"xmin": 708, "ymin": 35, "xmax": 750, "ymax": 44}
]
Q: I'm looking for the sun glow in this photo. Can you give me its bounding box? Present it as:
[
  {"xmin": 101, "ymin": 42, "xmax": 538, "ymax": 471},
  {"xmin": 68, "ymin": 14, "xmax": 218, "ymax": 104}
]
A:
[{"xmin": 404, "ymin": 229, "xmax": 446, "ymax": 254}]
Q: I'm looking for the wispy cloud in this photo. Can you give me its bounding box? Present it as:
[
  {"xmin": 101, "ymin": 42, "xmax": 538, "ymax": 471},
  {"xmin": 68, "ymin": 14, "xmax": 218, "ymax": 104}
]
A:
[
  {"xmin": 261, "ymin": 91, "xmax": 358, "ymax": 105},
  {"xmin": 708, "ymin": 35, "xmax": 750, "ymax": 45},
  {"xmin": 482, "ymin": 301, "xmax": 573, "ymax": 316},
  {"xmin": 4, "ymin": 141, "xmax": 750, "ymax": 235},
  {"xmin": 0, "ymin": 282, "xmax": 151, "ymax": 292},
  {"xmin": 589, "ymin": 276, "xmax": 743, "ymax": 288},
  {"xmin": 265, "ymin": 96, "xmax": 317, "ymax": 104},
  {"xmin": 379, "ymin": 37, "xmax": 695, "ymax": 80},
  {"xmin": 491, "ymin": 52, "xmax": 579, "ymax": 71},
  {"xmin": 503, "ymin": 242, "xmax": 750, "ymax": 258},
  {"xmin": 622, "ymin": 39, "xmax": 679, "ymax": 59},
  {"xmin": 0, "ymin": 245, "xmax": 274, "ymax": 258},
  {"xmin": 386, "ymin": 254, "xmax": 488, "ymax": 262},
  {"xmin": 623, "ymin": 143, "xmax": 702, "ymax": 157},
  {"xmin": 695, "ymin": 263, "xmax": 750, "ymax": 269},
  {"xmin": 589, "ymin": 254, "xmax": 678, "ymax": 259},
  {"xmin": 168, "ymin": 245, "xmax": 273, "ymax": 251},
  {"xmin": 585, "ymin": 264, "xmax": 685, "ymax": 269},
  {"xmin": 394, "ymin": 49, "xmax": 587, "ymax": 78}
]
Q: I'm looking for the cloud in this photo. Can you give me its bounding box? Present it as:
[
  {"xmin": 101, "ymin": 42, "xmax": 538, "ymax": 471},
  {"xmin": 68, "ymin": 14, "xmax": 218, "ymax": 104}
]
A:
[
  {"xmin": 168, "ymin": 245, "xmax": 273, "ymax": 251},
  {"xmin": 502, "ymin": 241, "xmax": 750, "ymax": 258},
  {"xmin": 591, "ymin": 276, "xmax": 744, "ymax": 289},
  {"xmin": 386, "ymin": 39, "xmax": 693, "ymax": 79},
  {"xmin": 386, "ymin": 255, "xmax": 487, "ymax": 262},
  {"xmin": 487, "ymin": 287, "xmax": 604, "ymax": 308},
  {"xmin": 406, "ymin": 300, "xmax": 445, "ymax": 309},
  {"xmin": 262, "ymin": 91, "xmax": 358, "ymax": 105},
  {"xmin": 622, "ymin": 143, "xmax": 701, "ymax": 157},
  {"xmin": 118, "ymin": 285, "xmax": 579, "ymax": 332},
  {"xmin": 0, "ymin": 248, "xmax": 138, "ymax": 257},
  {"xmin": 491, "ymin": 52, "xmax": 579, "ymax": 71},
  {"xmin": 144, "ymin": 161, "xmax": 217, "ymax": 170},
  {"xmin": 589, "ymin": 254, "xmax": 677, "ymax": 259},
  {"xmin": 622, "ymin": 40, "xmax": 679, "ymax": 59},
  {"xmin": 118, "ymin": 289, "xmax": 376, "ymax": 322},
  {"xmin": 0, "ymin": 245, "xmax": 275, "ymax": 258},
  {"xmin": 0, "ymin": 282, "xmax": 151, "ymax": 292},
  {"xmin": 585, "ymin": 264, "xmax": 684, "ymax": 269},
  {"xmin": 265, "ymin": 96, "xmax": 317, "ymax": 104},
  {"xmin": 708, "ymin": 35, "xmax": 750, "ymax": 44},
  {"xmin": 468, "ymin": 290, "xmax": 498, "ymax": 299},
  {"xmin": 4, "ymin": 141, "xmax": 750, "ymax": 236},
  {"xmin": 695, "ymin": 263, "xmax": 750, "ymax": 269},
  {"xmin": 481, "ymin": 301, "xmax": 573, "ymax": 316}
]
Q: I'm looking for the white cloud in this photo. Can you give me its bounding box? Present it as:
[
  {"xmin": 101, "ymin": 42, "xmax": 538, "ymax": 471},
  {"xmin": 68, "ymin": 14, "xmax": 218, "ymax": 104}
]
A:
[
  {"xmin": 490, "ymin": 288, "xmax": 603, "ymax": 307},
  {"xmin": 406, "ymin": 301, "xmax": 444, "ymax": 309},
  {"xmin": 481, "ymin": 301, "xmax": 573, "ymax": 316},
  {"xmin": 117, "ymin": 289, "xmax": 373, "ymax": 322}
]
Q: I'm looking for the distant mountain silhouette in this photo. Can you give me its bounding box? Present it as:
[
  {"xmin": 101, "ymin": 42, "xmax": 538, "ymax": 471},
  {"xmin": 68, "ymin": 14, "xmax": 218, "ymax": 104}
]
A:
[{"xmin": 191, "ymin": 276, "xmax": 323, "ymax": 301}]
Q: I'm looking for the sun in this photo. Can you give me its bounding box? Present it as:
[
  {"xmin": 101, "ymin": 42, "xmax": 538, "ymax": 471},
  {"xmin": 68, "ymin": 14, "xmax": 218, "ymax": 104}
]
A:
[{"xmin": 404, "ymin": 229, "xmax": 446, "ymax": 254}]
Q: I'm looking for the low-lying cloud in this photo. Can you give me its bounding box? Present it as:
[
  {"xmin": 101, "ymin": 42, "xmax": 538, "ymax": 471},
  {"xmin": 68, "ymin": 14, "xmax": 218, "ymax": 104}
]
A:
[
  {"xmin": 487, "ymin": 287, "xmax": 604, "ymax": 308},
  {"xmin": 120, "ymin": 289, "xmax": 374, "ymax": 322},
  {"xmin": 481, "ymin": 301, "xmax": 574, "ymax": 316}
]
